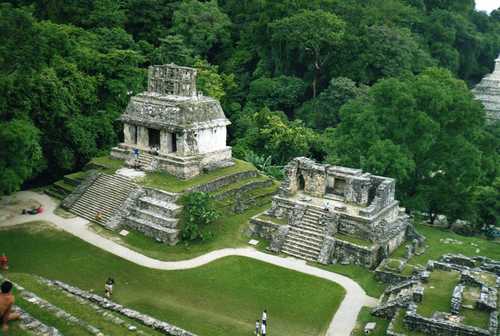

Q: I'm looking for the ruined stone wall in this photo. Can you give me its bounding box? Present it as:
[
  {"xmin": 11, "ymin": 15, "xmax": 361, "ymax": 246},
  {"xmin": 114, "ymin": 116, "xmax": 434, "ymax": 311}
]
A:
[
  {"xmin": 248, "ymin": 217, "xmax": 282, "ymax": 241},
  {"xmin": 331, "ymin": 239, "xmax": 377, "ymax": 267},
  {"xmin": 404, "ymin": 310, "xmax": 490, "ymax": 336}
]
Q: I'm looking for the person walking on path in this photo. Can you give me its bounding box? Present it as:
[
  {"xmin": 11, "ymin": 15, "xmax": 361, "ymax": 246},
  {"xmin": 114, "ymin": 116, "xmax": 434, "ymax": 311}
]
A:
[
  {"xmin": 255, "ymin": 319, "xmax": 260, "ymax": 335},
  {"xmin": 261, "ymin": 309, "xmax": 267, "ymax": 325},
  {"xmin": 0, "ymin": 281, "xmax": 20, "ymax": 333}
]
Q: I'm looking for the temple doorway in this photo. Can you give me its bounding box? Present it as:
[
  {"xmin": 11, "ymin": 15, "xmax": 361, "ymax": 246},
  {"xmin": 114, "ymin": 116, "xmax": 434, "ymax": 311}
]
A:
[
  {"xmin": 298, "ymin": 174, "xmax": 305, "ymax": 191},
  {"xmin": 148, "ymin": 128, "xmax": 161, "ymax": 148}
]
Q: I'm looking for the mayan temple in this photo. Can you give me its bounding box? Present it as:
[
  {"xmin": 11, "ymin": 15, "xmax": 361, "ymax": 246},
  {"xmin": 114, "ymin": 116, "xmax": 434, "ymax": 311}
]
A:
[
  {"xmin": 111, "ymin": 64, "xmax": 233, "ymax": 179},
  {"xmin": 473, "ymin": 54, "xmax": 500, "ymax": 122}
]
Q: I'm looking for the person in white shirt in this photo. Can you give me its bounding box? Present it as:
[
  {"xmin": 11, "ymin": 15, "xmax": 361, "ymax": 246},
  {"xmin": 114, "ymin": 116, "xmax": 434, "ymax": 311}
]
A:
[
  {"xmin": 262, "ymin": 309, "xmax": 267, "ymax": 325},
  {"xmin": 255, "ymin": 319, "xmax": 260, "ymax": 335},
  {"xmin": 261, "ymin": 322, "xmax": 267, "ymax": 336}
]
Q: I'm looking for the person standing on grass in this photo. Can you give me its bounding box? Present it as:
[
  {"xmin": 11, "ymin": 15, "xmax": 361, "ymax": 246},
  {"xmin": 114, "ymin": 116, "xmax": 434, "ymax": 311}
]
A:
[
  {"xmin": 261, "ymin": 321, "xmax": 267, "ymax": 336},
  {"xmin": 255, "ymin": 319, "xmax": 260, "ymax": 335},
  {"xmin": 262, "ymin": 309, "xmax": 267, "ymax": 325},
  {"xmin": 0, "ymin": 281, "xmax": 20, "ymax": 334},
  {"xmin": 104, "ymin": 278, "xmax": 114, "ymax": 298}
]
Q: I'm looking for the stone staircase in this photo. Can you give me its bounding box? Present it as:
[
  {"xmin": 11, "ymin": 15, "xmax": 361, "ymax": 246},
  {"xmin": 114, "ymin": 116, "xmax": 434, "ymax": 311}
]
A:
[
  {"xmin": 123, "ymin": 189, "xmax": 182, "ymax": 245},
  {"xmin": 282, "ymin": 207, "xmax": 326, "ymax": 261},
  {"xmin": 69, "ymin": 173, "xmax": 137, "ymax": 226}
]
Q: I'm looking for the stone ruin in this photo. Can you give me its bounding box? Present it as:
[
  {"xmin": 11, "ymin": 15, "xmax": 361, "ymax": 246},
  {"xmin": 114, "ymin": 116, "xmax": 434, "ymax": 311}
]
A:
[
  {"xmin": 372, "ymin": 254, "xmax": 500, "ymax": 336},
  {"xmin": 251, "ymin": 157, "xmax": 410, "ymax": 268},
  {"xmin": 473, "ymin": 54, "xmax": 500, "ymax": 123},
  {"xmin": 111, "ymin": 63, "xmax": 233, "ymax": 179}
]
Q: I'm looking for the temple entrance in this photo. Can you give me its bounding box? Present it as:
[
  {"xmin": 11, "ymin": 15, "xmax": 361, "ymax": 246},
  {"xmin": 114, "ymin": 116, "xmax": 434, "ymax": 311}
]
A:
[
  {"xmin": 148, "ymin": 128, "xmax": 161, "ymax": 148},
  {"xmin": 333, "ymin": 178, "xmax": 346, "ymax": 197},
  {"xmin": 171, "ymin": 133, "xmax": 177, "ymax": 153},
  {"xmin": 298, "ymin": 174, "xmax": 305, "ymax": 191}
]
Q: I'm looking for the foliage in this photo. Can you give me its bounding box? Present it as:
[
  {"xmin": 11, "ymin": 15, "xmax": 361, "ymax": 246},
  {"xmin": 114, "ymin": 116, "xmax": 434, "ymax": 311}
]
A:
[
  {"xmin": 270, "ymin": 9, "xmax": 345, "ymax": 97},
  {"xmin": 296, "ymin": 77, "xmax": 368, "ymax": 129},
  {"xmin": 0, "ymin": 119, "xmax": 43, "ymax": 195},
  {"xmin": 180, "ymin": 192, "xmax": 219, "ymax": 242},
  {"xmin": 327, "ymin": 68, "xmax": 488, "ymax": 223},
  {"xmin": 170, "ymin": 0, "xmax": 231, "ymax": 59},
  {"xmin": 244, "ymin": 150, "xmax": 284, "ymax": 179},
  {"xmin": 472, "ymin": 177, "xmax": 500, "ymax": 227},
  {"xmin": 194, "ymin": 58, "xmax": 236, "ymax": 102}
]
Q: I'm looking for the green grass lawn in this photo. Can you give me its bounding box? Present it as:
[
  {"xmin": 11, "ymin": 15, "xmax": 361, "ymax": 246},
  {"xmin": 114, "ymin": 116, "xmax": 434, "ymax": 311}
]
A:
[
  {"xmin": 88, "ymin": 155, "xmax": 125, "ymax": 174},
  {"xmin": 142, "ymin": 159, "xmax": 257, "ymax": 193},
  {"xmin": 391, "ymin": 223, "xmax": 500, "ymax": 265},
  {"xmin": 417, "ymin": 270, "xmax": 460, "ymax": 317},
  {"xmin": 351, "ymin": 306, "xmax": 389, "ymax": 336},
  {"xmin": 0, "ymin": 223, "xmax": 345, "ymax": 336},
  {"xmin": 462, "ymin": 308, "xmax": 491, "ymax": 329}
]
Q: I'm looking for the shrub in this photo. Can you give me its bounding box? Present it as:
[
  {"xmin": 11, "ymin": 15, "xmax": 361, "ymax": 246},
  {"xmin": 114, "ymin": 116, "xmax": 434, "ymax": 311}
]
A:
[{"xmin": 180, "ymin": 192, "xmax": 219, "ymax": 242}]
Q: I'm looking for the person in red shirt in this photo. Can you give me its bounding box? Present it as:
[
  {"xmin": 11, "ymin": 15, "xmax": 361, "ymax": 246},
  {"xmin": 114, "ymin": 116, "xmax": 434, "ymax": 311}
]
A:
[{"xmin": 0, "ymin": 254, "xmax": 8, "ymax": 271}]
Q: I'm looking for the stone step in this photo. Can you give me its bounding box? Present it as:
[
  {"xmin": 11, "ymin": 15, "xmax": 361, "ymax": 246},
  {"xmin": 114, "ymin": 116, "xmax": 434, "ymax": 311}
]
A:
[
  {"xmin": 283, "ymin": 238, "xmax": 322, "ymax": 253},
  {"xmin": 130, "ymin": 207, "xmax": 179, "ymax": 229},
  {"xmin": 286, "ymin": 232, "xmax": 324, "ymax": 246},
  {"xmin": 281, "ymin": 246, "xmax": 318, "ymax": 262},
  {"xmin": 296, "ymin": 220, "xmax": 325, "ymax": 233},
  {"xmin": 138, "ymin": 197, "xmax": 182, "ymax": 217},
  {"xmin": 282, "ymin": 239, "xmax": 321, "ymax": 256},
  {"xmin": 69, "ymin": 173, "xmax": 137, "ymax": 226},
  {"xmin": 290, "ymin": 225, "xmax": 324, "ymax": 237}
]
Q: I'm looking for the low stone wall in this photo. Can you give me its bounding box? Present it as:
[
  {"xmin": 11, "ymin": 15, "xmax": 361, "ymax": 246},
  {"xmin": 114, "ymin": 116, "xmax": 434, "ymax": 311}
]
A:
[
  {"xmin": 213, "ymin": 179, "xmax": 272, "ymax": 201},
  {"xmin": 375, "ymin": 268, "xmax": 412, "ymax": 285},
  {"xmin": 61, "ymin": 170, "xmax": 99, "ymax": 209},
  {"xmin": 331, "ymin": 238, "xmax": 377, "ymax": 268},
  {"xmin": 248, "ymin": 216, "xmax": 282, "ymax": 241},
  {"xmin": 404, "ymin": 309, "xmax": 490, "ymax": 336},
  {"xmin": 51, "ymin": 280, "xmax": 196, "ymax": 336},
  {"xmin": 188, "ymin": 170, "xmax": 258, "ymax": 193}
]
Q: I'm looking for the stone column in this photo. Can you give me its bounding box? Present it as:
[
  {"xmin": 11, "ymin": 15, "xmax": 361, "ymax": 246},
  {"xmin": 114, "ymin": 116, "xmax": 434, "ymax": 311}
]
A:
[
  {"xmin": 160, "ymin": 130, "xmax": 173, "ymax": 154},
  {"xmin": 123, "ymin": 123, "xmax": 133, "ymax": 145},
  {"xmin": 137, "ymin": 126, "xmax": 149, "ymax": 148}
]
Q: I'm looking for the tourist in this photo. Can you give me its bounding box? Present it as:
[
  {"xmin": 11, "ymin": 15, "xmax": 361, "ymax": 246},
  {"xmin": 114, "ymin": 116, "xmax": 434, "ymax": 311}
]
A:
[
  {"xmin": 104, "ymin": 278, "xmax": 115, "ymax": 298},
  {"xmin": 261, "ymin": 321, "xmax": 267, "ymax": 336},
  {"xmin": 95, "ymin": 211, "xmax": 103, "ymax": 222},
  {"xmin": 0, "ymin": 254, "xmax": 8, "ymax": 271},
  {"xmin": 255, "ymin": 319, "xmax": 260, "ymax": 335},
  {"xmin": 0, "ymin": 281, "xmax": 20, "ymax": 333},
  {"xmin": 261, "ymin": 309, "xmax": 267, "ymax": 326}
]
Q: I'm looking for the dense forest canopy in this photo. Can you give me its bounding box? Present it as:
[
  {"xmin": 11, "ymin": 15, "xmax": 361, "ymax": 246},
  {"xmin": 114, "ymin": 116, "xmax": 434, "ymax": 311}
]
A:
[{"xmin": 0, "ymin": 0, "xmax": 498, "ymax": 228}]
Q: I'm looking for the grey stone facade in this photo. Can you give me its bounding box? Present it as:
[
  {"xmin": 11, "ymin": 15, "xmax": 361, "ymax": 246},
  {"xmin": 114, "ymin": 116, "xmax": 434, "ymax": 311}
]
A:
[
  {"xmin": 111, "ymin": 64, "xmax": 232, "ymax": 179},
  {"xmin": 266, "ymin": 157, "xmax": 409, "ymax": 268},
  {"xmin": 473, "ymin": 55, "xmax": 500, "ymax": 122}
]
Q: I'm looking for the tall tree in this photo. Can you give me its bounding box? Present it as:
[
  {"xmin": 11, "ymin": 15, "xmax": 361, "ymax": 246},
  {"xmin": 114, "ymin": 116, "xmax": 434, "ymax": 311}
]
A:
[{"xmin": 270, "ymin": 10, "xmax": 345, "ymax": 97}]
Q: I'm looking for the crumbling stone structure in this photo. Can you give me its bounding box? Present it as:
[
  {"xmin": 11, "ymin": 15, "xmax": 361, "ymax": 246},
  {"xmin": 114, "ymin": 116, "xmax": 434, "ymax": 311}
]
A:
[
  {"xmin": 373, "ymin": 255, "xmax": 499, "ymax": 336},
  {"xmin": 473, "ymin": 54, "xmax": 500, "ymax": 122},
  {"xmin": 111, "ymin": 64, "xmax": 232, "ymax": 179},
  {"xmin": 266, "ymin": 157, "xmax": 409, "ymax": 268}
]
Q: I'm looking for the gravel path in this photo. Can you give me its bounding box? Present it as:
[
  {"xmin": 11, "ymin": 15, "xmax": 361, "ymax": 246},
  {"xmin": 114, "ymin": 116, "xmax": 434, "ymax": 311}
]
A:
[{"xmin": 1, "ymin": 191, "xmax": 378, "ymax": 336}]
